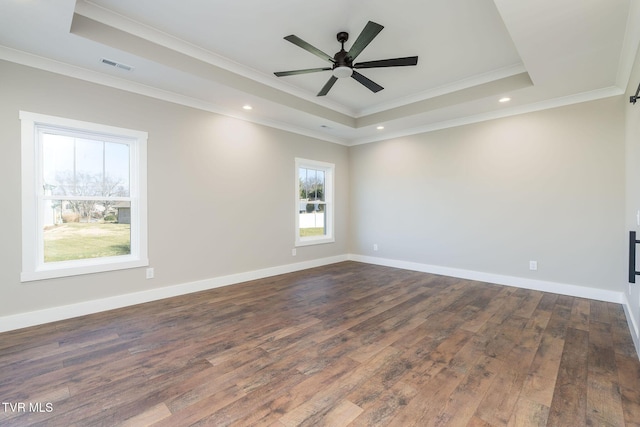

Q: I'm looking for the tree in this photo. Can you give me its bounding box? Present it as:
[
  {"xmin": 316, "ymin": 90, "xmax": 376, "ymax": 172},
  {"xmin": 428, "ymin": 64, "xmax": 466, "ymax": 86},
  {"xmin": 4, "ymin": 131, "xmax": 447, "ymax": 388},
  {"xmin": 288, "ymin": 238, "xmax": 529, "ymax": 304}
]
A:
[
  {"xmin": 299, "ymin": 169, "xmax": 324, "ymax": 201},
  {"xmin": 50, "ymin": 171, "xmax": 127, "ymax": 222}
]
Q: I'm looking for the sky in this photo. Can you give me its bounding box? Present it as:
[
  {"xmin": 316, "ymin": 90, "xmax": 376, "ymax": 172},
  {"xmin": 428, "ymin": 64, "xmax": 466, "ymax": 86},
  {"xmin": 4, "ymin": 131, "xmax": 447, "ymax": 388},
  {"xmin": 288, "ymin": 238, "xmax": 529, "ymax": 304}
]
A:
[{"xmin": 42, "ymin": 132, "xmax": 130, "ymax": 197}]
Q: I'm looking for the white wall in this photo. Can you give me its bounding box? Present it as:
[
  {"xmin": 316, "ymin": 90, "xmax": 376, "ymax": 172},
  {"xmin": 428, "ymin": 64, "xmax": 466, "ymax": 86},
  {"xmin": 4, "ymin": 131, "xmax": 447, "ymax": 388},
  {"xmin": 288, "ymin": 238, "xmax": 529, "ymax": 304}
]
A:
[
  {"xmin": 625, "ymin": 44, "xmax": 640, "ymax": 351},
  {"xmin": 0, "ymin": 60, "xmax": 349, "ymax": 322},
  {"xmin": 349, "ymin": 97, "xmax": 626, "ymax": 293}
]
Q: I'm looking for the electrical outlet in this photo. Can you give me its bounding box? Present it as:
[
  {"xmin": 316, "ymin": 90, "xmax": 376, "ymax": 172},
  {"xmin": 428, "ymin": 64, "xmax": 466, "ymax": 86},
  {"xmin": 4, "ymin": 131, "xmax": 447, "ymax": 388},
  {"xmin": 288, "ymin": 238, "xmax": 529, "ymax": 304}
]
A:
[
  {"xmin": 529, "ymin": 261, "xmax": 537, "ymax": 271},
  {"xmin": 292, "ymin": 248, "xmax": 297, "ymax": 256},
  {"xmin": 146, "ymin": 267, "xmax": 154, "ymax": 279},
  {"xmin": 373, "ymin": 244, "xmax": 378, "ymax": 251}
]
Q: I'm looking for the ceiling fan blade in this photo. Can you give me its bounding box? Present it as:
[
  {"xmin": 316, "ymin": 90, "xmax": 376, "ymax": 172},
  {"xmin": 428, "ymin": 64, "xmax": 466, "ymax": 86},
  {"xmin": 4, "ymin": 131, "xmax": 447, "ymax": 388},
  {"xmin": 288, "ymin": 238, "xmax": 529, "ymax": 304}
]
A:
[
  {"xmin": 317, "ymin": 76, "xmax": 338, "ymax": 96},
  {"xmin": 347, "ymin": 21, "xmax": 384, "ymax": 61},
  {"xmin": 284, "ymin": 35, "xmax": 335, "ymax": 63},
  {"xmin": 354, "ymin": 56, "xmax": 418, "ymax": 69},
  {"xmin": 274, "ymin": 67, "xmax": 331, "ymax": 77},
  {"xmin": 351, "ymin": 71, "xmax": 384, "ymax": 93}
]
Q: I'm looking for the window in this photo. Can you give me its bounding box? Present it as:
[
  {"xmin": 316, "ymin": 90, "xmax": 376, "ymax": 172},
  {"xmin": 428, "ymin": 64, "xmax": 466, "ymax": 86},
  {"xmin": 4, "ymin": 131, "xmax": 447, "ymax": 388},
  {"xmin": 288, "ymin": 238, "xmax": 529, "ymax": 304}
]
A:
[
  {"xmin": 20, "ymin": 111, "xmax": 148, "ymax": 281},
  {"xmin": 295, "ymin": 158, "xmax": 334, "ymax": 246}
]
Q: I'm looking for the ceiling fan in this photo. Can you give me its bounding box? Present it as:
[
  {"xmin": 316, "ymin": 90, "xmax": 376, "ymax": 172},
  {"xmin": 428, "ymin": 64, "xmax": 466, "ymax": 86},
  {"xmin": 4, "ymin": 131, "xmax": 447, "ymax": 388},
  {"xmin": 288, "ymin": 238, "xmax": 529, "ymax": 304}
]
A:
[{"xmin": 274, "ymin": 21, "xmax": 418, "ymax": 96}]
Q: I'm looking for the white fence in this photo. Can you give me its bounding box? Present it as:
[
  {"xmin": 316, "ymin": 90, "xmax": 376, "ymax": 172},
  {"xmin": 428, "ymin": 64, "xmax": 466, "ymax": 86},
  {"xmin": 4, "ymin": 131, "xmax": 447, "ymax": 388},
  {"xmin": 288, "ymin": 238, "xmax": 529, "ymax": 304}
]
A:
[{"xmin": 299, "ymin": 212, "xmax": 325, "ymax": 228}]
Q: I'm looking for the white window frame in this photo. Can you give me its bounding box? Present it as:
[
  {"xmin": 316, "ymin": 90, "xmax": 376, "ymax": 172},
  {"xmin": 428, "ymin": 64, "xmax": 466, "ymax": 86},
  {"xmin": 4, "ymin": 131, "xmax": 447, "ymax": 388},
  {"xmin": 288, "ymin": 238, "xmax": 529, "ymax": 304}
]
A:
[
  {"xmin": 20, "ymin": 111, "xmax": 148, "ymax": 282},
  {"xmin": 295, "ymin": 157, "xmax": 335, "ymax": 246}
]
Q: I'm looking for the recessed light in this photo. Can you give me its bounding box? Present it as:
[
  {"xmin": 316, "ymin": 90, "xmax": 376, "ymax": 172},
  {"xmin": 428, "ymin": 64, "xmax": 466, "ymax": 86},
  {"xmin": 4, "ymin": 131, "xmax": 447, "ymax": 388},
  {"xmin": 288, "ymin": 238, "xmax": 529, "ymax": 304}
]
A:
[
  {"xmin": 499, "ymin": 97, "xmax": 511, "ymax": 103},
  {"xmin": 376, "ymin": 126, "xmax": 385, "ymax": 130},
  {"xmin": 243, "ymin": 105, "xmax": 253, "ymax": 110}
]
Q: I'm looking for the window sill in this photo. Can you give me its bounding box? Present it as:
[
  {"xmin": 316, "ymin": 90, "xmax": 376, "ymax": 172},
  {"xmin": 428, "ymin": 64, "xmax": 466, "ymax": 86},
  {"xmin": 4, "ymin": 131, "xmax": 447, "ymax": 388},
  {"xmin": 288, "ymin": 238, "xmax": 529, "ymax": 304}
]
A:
[
  {"xmin": 295, "ymin": 237, "xmax": 335, "ymax": 247},
  {"xmin": 21, "ymin": 256, "xmax": 149, "ymax": 282}
]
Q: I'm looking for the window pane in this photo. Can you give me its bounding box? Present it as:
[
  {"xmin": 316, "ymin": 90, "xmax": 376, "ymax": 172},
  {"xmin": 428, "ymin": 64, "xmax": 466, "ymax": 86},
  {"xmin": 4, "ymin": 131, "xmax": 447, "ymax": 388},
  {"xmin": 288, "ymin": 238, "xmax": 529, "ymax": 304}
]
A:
[
  {"xmin": 43, "ymin": 135, "xmax": 130, "ymax": 197},
  {"xmin": 299, "ymin": 167, "xmax": 325, "ymax": 202},
  {"xmin": 316, "ymin": 170, "xmax": 325, "ymax": 202},
  {"xmin": 43, "ymin": 199, "xmax": 131, "ymax": 263},
  {"xmin": 299, "ymin": 167, "xmax": 307, "ymax": 199},
  {"xmin": 42, "ymin": 134, "xmax": 75, "ymax": 195},
  {"xmin": 104, "ymin": 142, "xmax": 130, "ymax": 197},
  {"xmin": 299, "ymin": 202, "xmax": 327, "ymax": 237}
]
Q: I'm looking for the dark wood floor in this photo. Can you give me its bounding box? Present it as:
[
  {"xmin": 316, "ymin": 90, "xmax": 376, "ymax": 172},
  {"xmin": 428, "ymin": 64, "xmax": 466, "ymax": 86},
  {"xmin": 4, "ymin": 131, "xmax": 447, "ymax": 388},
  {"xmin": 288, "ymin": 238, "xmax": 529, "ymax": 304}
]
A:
[{"xmin": 0, "ymin": 262, "xmax": 638, "ymax": 426}]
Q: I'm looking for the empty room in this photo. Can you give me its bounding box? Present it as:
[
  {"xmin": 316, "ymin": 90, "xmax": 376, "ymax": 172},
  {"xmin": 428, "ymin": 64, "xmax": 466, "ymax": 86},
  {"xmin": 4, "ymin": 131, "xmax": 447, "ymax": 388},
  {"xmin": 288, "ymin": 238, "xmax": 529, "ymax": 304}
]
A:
[{"xmin": 1, "ymin": 0, "xmax": 640, "ymax": 426}]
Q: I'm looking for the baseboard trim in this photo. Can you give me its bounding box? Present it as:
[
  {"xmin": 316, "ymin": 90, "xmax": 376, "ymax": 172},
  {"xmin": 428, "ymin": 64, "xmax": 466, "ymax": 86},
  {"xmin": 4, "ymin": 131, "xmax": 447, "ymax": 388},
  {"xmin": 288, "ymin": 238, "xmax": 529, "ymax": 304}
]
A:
[
  {"xmin": 348, "ymin": 254, "xmax": 625, "ymax": 304},
  {"xmin": 621, "ymin": 293, "xmax": 640, "ymax": 358},
  {"xmin": 0, "ymin": 255, "xmax": 349, "ymax": 333}
]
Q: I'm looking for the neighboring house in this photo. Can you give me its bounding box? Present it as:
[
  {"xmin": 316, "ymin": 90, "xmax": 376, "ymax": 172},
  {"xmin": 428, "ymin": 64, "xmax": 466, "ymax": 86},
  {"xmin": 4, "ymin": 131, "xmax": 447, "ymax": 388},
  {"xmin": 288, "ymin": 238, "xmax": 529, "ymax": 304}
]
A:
[{"xmin": 113, "ymin": 201, "xmax": 131, "ymax": 224}]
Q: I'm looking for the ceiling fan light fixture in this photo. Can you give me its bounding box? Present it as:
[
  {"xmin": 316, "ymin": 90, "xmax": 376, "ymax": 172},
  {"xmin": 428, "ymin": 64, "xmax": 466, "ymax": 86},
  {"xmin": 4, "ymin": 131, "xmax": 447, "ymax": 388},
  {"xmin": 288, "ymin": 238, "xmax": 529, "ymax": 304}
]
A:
[{"xmin": 332, "ymin": 66, "xmax": 353, "ymax": 79}]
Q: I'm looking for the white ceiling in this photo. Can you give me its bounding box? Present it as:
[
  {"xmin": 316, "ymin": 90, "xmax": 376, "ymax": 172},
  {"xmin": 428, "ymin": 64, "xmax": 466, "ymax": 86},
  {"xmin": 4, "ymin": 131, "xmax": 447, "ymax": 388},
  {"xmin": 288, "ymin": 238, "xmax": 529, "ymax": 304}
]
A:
[{"xmin": 1, "ymin": 0, "xmax": 639, "ymax": 145}]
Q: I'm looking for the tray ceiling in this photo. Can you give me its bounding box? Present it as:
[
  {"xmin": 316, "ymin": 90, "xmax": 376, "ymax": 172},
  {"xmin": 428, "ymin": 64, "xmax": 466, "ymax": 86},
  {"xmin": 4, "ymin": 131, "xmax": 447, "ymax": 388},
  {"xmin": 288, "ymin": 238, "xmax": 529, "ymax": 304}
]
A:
[{"xmin": 0, "ymin": 0, "xmax": 638, "ymax": 144}]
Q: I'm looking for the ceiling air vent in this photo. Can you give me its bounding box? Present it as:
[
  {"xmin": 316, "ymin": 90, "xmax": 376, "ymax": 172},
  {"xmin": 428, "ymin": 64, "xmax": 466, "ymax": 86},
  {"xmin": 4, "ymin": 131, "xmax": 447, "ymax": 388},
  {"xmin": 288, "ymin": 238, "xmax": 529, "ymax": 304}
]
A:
[{"xmin": 100, "ymin": 58, "xmax": 134, "ymax": 72}]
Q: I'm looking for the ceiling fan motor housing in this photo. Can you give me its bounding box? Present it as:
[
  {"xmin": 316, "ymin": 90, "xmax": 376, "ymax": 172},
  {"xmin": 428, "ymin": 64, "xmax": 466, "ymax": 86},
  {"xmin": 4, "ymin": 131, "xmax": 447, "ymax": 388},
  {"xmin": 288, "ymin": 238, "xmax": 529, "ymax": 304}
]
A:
[{"xmin": 333, "ymin": 49, "xmax": 352, "ymax": 66}]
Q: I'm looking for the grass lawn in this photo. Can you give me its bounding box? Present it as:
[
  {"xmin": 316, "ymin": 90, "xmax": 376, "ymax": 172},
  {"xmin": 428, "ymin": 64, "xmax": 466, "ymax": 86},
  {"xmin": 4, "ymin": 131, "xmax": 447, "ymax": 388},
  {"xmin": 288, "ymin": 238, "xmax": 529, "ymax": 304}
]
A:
[
  {"xmin": 44, "ymin": 222, "xmax": 131, "ymax": 263},
  {"xmin": 299, "ymin": 227, "xmax": 325, "ymax": 237}
]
